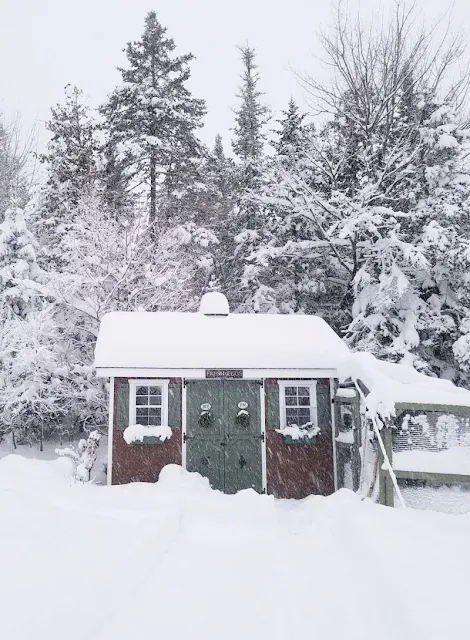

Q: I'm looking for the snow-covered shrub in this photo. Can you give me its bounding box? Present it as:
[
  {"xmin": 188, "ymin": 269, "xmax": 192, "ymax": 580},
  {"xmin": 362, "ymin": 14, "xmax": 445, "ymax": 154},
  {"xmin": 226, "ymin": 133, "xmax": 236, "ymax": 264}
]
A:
[{"xmin": 55, "ymin": 430, "xmax": 101, "ymax": 482}]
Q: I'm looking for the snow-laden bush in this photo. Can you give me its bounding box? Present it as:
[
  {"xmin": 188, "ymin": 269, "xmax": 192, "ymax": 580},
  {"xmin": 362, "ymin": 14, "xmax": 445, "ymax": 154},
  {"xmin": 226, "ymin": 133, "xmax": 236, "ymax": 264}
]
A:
[{"xmin": 55, "ymin": 430, "xmax": 101, "ymax": 482}]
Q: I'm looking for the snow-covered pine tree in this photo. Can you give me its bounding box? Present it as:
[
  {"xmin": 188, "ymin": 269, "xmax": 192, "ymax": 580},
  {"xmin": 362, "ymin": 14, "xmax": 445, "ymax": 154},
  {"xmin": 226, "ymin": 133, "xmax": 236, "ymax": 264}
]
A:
[
  {"xmin": 237, "ymin": 99, "xmax": 323, "ymax": 314},
  {"xmin": 37, "ymin": 85, "xmax": 99, "ymax": 271},
  {"xmin": 416, "ymin": 100, "xmax": 470, "ymax": 380},
  {"xmin": 0, "ymin": 207, "xmax": 73, "ymax": 446},
  {"xmin": 193, "ymin": 135, "xmax": 239, "ymax": 295},
  {"xmin": 229, "ymin": 45, "xmax": 270, "ymax": 309},
  {"xmin": 0, "ymin": 205, "xmax": 43, "ymax": 318},
  {"xmin": 101, "ymin": 11, "xmax": 206, "ymax": 228},
  {"xmin": 272, "ymin": 98, "xmax": 307, "ymax": 159},
  {"xmin": 232, "ymin": 45, "xmax": 270, "ymax": 193},
  {"xmin": 101, "ymin": 136, "xmax": 135, "ymax": 219}
]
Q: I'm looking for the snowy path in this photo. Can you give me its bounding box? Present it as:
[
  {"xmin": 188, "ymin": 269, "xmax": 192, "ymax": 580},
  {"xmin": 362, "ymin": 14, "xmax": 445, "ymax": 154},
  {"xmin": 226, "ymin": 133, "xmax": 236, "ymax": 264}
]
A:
[{"xmin": 1, "ymin": 458, "xmax": 470, "ymax": 640}]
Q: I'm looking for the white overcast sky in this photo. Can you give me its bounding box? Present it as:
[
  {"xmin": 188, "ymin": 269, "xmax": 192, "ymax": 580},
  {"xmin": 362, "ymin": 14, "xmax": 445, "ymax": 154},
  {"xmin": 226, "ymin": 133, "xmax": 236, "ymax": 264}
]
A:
[{"xmin": 0, "ymin": 0, "xmax": 469, "ymax": 152}]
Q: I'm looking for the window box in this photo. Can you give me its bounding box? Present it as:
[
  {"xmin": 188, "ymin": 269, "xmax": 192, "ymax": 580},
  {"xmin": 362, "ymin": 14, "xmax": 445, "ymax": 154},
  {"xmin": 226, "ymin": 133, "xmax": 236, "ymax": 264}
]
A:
[
  {"xmin": 129, "ymin": 435, "xmax": 167, "ymax": 446},
  {"xmin": 282, "ymin": 433, "xmax": 319, "ymax": 446}
]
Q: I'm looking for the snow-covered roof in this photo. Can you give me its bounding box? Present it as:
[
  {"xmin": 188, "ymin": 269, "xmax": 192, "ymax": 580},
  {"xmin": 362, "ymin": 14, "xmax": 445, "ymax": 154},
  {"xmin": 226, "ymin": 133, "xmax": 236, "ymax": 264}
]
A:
[
  {"xmin": 94, "ymin": 310, "xmax": 349, "ymax": 372},
  {"xmin": 338, "ymin": 352, "xmax": 470, "ymax": 419}
]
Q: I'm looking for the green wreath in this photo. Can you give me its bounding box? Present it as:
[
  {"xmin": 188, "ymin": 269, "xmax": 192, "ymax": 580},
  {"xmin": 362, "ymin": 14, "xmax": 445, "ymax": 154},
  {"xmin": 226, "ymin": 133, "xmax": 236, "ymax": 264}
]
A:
[
  {"xmin": 199, "ymin": 410, "xmax": 215, "ymax": 428},
  {"xmin": 235, "ymin": 409, "xmax": 250, "ymax": 429}
]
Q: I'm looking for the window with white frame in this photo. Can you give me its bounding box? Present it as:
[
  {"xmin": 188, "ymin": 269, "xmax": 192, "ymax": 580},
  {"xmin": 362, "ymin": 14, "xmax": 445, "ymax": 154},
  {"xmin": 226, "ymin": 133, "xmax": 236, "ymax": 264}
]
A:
[
  {"xmin": 278, "ymin": 381, "xmax": 317, "ymax": 428},
  {"xmin": 129, "ymin": 380, "xmax": 169, "ymax": 426}
]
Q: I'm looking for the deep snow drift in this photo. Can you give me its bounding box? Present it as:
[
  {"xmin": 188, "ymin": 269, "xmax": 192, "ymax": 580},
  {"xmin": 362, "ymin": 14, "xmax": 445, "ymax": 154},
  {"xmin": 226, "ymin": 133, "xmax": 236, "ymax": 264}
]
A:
[{"xmin": 1, "ymin": 457, "xmax": 469, "ymax": 640}]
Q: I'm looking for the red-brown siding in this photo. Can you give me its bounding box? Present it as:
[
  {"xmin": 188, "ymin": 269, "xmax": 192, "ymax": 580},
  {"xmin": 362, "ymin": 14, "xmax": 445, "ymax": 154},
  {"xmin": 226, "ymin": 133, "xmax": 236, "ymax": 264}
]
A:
[
  {"xmin": 112, "ymin": 430, "xmax": 182, "ymax": 484},
  {"xmin": 266, "ymin": 430, "xmax": 335, "ymax": 499},
  {"xmin": 111, "ymin": 377, "xmax": 182, "ymax": 485},
  {"xmin": 264, "ymin": 378, "xmax": 335, "ymax": 499}
]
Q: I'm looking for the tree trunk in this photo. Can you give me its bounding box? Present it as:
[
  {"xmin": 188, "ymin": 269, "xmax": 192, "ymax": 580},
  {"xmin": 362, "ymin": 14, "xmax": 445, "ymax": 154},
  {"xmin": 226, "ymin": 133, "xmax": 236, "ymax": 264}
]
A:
[{"xmin": 150, "ymin": 151, "xmax": 157, "ymax": 235}]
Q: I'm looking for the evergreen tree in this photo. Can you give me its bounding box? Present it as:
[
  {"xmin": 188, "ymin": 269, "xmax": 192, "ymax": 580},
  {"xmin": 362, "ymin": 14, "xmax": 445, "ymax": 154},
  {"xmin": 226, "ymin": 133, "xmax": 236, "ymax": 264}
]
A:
[
  {"xmin": 101, "ymin": 11, "xmax": 206, "ymax": 228},
  {"xmin": 231, "ymin": 45, "xmax": 270, "ymax": 190},
  {"xmin": 272, "ymin": 99, "xmax": 307, "ymax": 159},
  {"xmin": 101, "ymin": 137, "xmax": 134, "ymax": 219},
  {"xmin": 238, "ymin": 100, "xmax": 317, "ymax": 314},
  {"xmin": 199, "ymin": 135, "xmax": 238, "ymax": 294},
  {"xmin": 0, "ymin": 206, "xmax": 43, "ymax": 319},
  {"xmin": 37, "ymin": 85, "xmax": 99, "ymax": 270},
  {"xmin": 40, "ymin": 85, "xmax": 98, "ymax": 210},
  {"xmin": 229, "ymin": 46, "xmax": 270, "ymax": 309}
]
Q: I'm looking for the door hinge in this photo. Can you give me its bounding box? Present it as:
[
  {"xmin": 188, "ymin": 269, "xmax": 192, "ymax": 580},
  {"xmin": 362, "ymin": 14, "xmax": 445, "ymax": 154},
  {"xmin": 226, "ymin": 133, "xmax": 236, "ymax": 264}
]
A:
[{"xmin": 183, "ymin": 432, "xmax": 192, "ymax": 443}]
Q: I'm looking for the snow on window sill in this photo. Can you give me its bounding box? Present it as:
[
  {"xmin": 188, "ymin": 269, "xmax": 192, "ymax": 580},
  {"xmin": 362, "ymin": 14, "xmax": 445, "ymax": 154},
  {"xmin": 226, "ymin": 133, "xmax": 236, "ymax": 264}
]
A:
[
  {"xmin": 276, "ymin": 424, "xmax": 320, "ymax": 446},
  {"xmin": 123, "ymin": 425, "xmax": 173, "ymax": 445}
]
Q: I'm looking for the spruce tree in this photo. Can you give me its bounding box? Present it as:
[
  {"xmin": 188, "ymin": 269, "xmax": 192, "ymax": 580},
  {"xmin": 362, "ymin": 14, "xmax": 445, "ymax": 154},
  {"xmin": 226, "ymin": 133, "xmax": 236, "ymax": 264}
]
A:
[
  {"xmin": 273, "ymin": 98, "xmax": 307, "ymax": 159},
  {"xmin": 229, "ymin": 46, "xmax": 270, "ymax": 309},
  {"xmin": 0, "ymin": 206, "xmax": 42, "ymax": 319},
  {"xmin": 232, "ymin": 45, "xmax": 269, "ymax": 190},
  {"xmin": 40, "ymin": 85, "xmax": 98, "ymax": 210},
  {"xmin": 37, "ymin": 85, "xmax": 99, "ymax": 271},
  {"xmin": 101, "ymin": 11, "xmax": 206, "ymax": 228}
]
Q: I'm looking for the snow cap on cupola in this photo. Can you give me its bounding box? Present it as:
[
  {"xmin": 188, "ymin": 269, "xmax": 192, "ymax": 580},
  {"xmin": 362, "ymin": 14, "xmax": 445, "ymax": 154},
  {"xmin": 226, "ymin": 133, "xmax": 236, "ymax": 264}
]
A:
[{"xmin": 199, "ymin": 291, "xmax": 230, "ymax": 316}]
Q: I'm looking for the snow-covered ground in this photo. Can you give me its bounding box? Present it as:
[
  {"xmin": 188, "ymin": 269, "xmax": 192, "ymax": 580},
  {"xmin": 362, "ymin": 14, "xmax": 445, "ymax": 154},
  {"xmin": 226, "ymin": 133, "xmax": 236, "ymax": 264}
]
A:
[
  {"xmin": 0, "ymin": 436, "xmax": 108, "ymax": 484},
  {"xmin": 1, "ymin": 457, "xmax": 470, "ymax": 640}
]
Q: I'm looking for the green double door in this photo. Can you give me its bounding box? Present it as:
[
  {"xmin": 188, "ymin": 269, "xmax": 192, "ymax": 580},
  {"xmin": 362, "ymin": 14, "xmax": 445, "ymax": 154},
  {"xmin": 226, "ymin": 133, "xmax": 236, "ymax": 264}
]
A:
[{"xmin": 186, "ymin": 380, "xmax": 263, "ymax": 494}]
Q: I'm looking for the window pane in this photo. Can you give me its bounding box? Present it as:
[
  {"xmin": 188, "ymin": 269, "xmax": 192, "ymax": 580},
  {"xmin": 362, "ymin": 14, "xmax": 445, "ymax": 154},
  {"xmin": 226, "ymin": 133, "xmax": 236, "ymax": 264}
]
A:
[
  {"xmin": 136, "ymin": 395, "xmax": 148, "ymax": 405},
  {"xmin": 285, "ymin": 387, "xmax": 297, "ymax": 396},
  {"xmin": 285, "ymin": 396, "xmax": 297, "ymax": 406},
  {"xmin": 299, "ymin": 396, "xmax": 310, "ymax": 406},
  {"xmin": 148, "ymin": 395, "xmax": 161, "ymax": 406},
  {"xmin": 298, "ymin": 387, "xmax": 310, "ymax": 397},
  {"xmin": 136, "ymin": 386, "xmax": 148, "ymax": 396},
  {"xmin": 147, "ymin": 409, "xmax": 162, "ymax": 425},
  {"xmin": 148, "ymin": 386, "xmax": 161, "ymax": 395},
  {"xmin": 286, "ymin": 408, "xmax": 298, "ymax": 425},
  {"xmin": 136, "ymin": 408, "xmax": 148, "ymax": 419},
  {"xmin": 299, "ymin": 408, "xmax": 311, "ymax": 418}
]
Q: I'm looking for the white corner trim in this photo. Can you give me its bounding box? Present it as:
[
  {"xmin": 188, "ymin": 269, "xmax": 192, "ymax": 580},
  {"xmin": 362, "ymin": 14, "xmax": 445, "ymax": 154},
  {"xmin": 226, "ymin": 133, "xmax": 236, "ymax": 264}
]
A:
[
  {"xmin": 260, "ymin": 384, "xmax": 267, "ymax": 493},
  {"xmin": 128, "ymin": 379, "xmax": 170, "ymax": 427},
  {"xmin": 330, "ymin": 378, "xmax": 338, "ymax": 492},
  {"xmin": 107, "ymin": 377, "xmax": 115, "ymax": 486},
  {"xmin": 277, "ymin": 380, "xmax": 318, "ymax": 429},
  {"xmin": 182, "ymin": 381, "xmax": 187, "ymax": 470}
]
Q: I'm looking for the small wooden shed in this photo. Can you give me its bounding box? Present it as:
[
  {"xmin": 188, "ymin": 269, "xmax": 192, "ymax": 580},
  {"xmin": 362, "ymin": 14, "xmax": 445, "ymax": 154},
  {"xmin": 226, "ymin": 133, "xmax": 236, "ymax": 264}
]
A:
[{"xmin": 95, "ymin": 292, "xmax": 349, "ymax": 498}]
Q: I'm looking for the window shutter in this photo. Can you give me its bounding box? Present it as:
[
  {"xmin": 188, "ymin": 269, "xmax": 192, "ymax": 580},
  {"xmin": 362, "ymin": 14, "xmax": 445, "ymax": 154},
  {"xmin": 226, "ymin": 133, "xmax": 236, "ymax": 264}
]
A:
[
  {"xmin": 168, "ymin": 379, "xmax": 182, "ymax": 428},
  {"xmin": 265, "ymin": 380, "xmax": 280, "ymax": 430},
  {"xmin": 116, "ymin": 380, "xmax": 129, "ymax": 431},
  {"xmin": 317, "ymin": 379, "xmax": 332, "ymax": 432}
]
